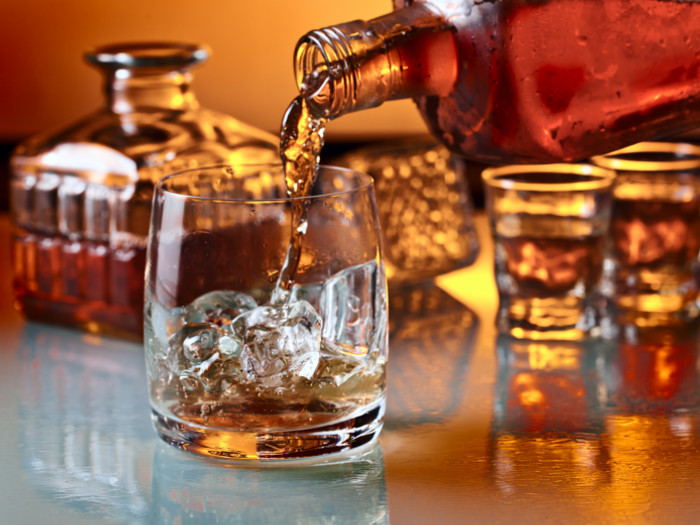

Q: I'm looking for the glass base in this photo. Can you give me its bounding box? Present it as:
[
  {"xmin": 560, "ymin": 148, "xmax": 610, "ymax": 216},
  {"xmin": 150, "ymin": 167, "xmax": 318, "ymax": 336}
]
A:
[
  {"xmin": 151, "ymin": 400, "xmax": 385, "ymax": 462},
  {"xmin": 615, "ymin": 292, "xmax": 699, "ymax": 315},
  {"xmin": 612, "ymin": 300, "xmax": 700, "ymax": 329},
  {"xmin": 609, "ymin": 267, "xmax": 700, "ymax": 323},
  {"xmin": 497, "ymin": 296, "xmax": 606, "ymax": 341}
]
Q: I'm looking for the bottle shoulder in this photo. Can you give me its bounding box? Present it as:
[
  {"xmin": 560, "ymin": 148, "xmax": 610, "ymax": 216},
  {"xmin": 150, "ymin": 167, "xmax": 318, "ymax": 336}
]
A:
[{"xmin": 12, "ymin": 105, "xmax": 279, "ymax": 179}]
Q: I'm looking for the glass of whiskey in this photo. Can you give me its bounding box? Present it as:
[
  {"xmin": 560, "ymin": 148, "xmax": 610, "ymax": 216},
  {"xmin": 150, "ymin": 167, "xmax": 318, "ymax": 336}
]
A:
[
  {"xmin": 592, "ymin": 142, "xmax": 700, "ymax": 325},
  {"xmin": 143, "ymin": 164, "xmax": 388, "ymax": 461},
  {"xmin": 482, "ymin": 163, "xmax": 615, "ymax": 340}
]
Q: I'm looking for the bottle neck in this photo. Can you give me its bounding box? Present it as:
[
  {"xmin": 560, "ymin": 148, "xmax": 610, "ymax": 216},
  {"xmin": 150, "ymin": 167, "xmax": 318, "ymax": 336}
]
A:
[
  {"xmin": 104, "ymin": 67, "xmax": 200, "ymax": 114},
  {"xmin": 294, "ymin": 3, "xmax": 458, "ymax": 120}
]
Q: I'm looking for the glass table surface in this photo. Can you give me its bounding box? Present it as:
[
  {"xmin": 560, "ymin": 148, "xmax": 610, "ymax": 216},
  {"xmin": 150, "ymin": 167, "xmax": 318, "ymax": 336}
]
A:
[{"xmin": 2, "ymin": 214, "xmax": 700, "ymax": 524}]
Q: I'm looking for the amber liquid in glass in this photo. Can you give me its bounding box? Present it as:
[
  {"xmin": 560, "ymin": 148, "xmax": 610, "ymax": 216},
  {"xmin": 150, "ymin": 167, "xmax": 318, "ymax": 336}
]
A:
[
  {"xmin": 609, "ymin": 194, "xmax": 700, "ymax": 316},
  {"xmin": 497, "ymin": 234, "xmax": 606, "ymax": 297},
  {"xmin": 150, "ymin": 223, "xmax": 385, "ymax": 444},
  {"xmin": 611, "ymin": 198, "xmax": 700, "ymax": 269}
]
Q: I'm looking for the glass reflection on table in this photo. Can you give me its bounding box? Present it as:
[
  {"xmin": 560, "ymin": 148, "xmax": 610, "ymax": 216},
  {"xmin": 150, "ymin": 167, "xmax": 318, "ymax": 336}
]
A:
[
  {"xmin": 489, "ymin": 320, "xmax": 700, "ymax": 516},
  {"xmin": 150, "ymin": 441, "xmax": 388, "ymax": 524},
  {"xmin": 493, "ymin": 335, "xmax": 604, "ymax": 434},
  {"xmin": 15, "ymin": 321, "xmax": 390, "ymax": 524},
  {"xmin": 17, "ymin": 322, "xmax": 153, "ymax": 522},
  {"xmin": 602, "ymin": 321, "xmax": 700, "ymax": 413},
  {"xmin": 599, "ymin": 320, "xmax": 700, "ymax": 512},
  {"xmin": 384, "ymin": 283, "xmax": 479, "ymax": 429},
  {"xmin": 490, "ymin": 335, "xmax": 609, "ymax": 493}
]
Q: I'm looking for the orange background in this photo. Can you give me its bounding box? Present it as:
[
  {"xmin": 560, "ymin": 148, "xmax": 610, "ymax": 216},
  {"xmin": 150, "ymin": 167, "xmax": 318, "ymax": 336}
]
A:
[{"xmin": 0, "ymin": 0, "xmax": 427, "ymax": 143}]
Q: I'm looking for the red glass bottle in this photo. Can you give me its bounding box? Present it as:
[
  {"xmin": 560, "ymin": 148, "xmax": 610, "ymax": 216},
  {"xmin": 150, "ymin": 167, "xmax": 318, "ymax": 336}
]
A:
[{"xmin": 294, "ymin": 0, "xmax": 700, "ymax": 164}]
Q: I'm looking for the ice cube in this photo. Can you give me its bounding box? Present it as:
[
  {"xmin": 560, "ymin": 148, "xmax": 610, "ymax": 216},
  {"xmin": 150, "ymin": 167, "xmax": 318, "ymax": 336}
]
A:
[
  {"xmin": 319, "ymin": 260, "xmax": 387, "ymax": 357},
  {"xmin": 169, "ymin": 323, "xmax": 222, "ymax": 364},
  {"xmin": 186, "ymin": 290, "xmax": 258, "ymax": 327},
  {"xmin": 145, "ymin": 301, "xmax": 186, "ymax": 351},
  {"xmin": 217, "ymin": 335, "xmax": 241, "ymax": 356},
  {"xmin": 233, "ymin": 300, "xmax": 322, "ymax": 387},
  {"xmin": 167, "ymin": 323, "xmax": 243, "ymax": 394},
  {"xmin": 179, "ymin": 349, "xmax": 240, "ymax": 394}
]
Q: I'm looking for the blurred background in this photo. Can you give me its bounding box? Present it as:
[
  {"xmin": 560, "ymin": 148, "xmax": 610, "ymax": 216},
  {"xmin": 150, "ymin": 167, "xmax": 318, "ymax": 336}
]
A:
[{"xmin": 0, "ymin": 0, "xmax": 429, "ymax": 210}]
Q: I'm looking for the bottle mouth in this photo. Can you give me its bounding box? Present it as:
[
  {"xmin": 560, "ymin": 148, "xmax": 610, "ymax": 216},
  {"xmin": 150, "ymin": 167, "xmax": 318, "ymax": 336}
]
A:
[
  {"xmin": 294, "ymin": 28, "xmax": 357, "ymax": 119},
  {"xmin": 85, "ymin": 42, "xmax": 210, "ymax": 68}
]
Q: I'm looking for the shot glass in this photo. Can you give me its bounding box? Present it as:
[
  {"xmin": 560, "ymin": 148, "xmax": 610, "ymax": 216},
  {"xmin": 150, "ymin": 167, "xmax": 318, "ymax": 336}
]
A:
[
  {"xmin": 591, "ymin": 142, "xmax": 700, "ymax": 323},
  {"xmin": 482, "ymin": 164, "xmax": 615, "ymax": 340},
  {"xmin": 144, "ymin": 164, "xmax": 388, "ymax": 461}
]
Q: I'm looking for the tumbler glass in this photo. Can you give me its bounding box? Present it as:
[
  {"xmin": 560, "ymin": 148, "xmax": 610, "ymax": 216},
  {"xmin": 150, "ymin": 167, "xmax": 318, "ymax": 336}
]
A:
[
  {"xmin": 591, "ymin": 142, "xmax": 700, "ymax": 324},
  {"xmin": 482, "ymin": 164, "xmax": 615, "ymax": 340},
  {"xmin": 144, "ymin": 164, "xmax": 388, "ymax": 461}
]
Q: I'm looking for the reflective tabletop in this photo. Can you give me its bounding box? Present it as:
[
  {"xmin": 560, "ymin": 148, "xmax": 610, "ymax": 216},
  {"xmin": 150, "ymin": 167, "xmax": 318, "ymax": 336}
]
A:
[{"xmin": 2, "ymin": 214, "xmax": 700, "ymax": 524}]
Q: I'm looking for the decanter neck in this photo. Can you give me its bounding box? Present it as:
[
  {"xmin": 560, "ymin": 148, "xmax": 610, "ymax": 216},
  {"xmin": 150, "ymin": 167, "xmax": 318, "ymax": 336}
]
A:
[
  {"xmin": 105, "ymin": 69, "xmax": 199, "ymax": 113},
  {"xmin": 85, "ymin": 42, "xmax": 208, "ymax": 114}
]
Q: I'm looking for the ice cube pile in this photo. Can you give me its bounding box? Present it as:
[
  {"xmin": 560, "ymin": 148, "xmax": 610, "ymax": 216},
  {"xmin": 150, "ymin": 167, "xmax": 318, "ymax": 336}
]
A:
[{"xmin": 146, "ymin": 260, "xmax": 386, "ymax": 394}]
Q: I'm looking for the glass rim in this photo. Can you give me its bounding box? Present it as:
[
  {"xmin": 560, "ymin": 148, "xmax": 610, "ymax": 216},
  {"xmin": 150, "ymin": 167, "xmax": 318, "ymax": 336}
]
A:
[
  {"xmin": 591, "ymin": 141, "xmax": 700, "ymax": 172},
  {"xmin": 481, "ymin": 163, "xmax": 616, "ymax": 192},
  {"xmin": 155, "ymin": 163, "xmax": 375, "ymax": 203}
]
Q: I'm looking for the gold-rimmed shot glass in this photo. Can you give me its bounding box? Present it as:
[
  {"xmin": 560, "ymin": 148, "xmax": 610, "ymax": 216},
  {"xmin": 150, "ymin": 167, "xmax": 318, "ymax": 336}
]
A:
[
  {"xmin": 482, "ymin": 163, "xmax": 615, "ymax": 340},
  {"xmin": 592, "ymin": 142, "xmax": 700, "ymax": 324}
]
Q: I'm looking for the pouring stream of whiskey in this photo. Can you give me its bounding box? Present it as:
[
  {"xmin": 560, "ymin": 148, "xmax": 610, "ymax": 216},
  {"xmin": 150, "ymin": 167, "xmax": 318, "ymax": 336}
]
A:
[{"xmin": 270, "ymin": 95, "xmax": 327, "ymax": 305}]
